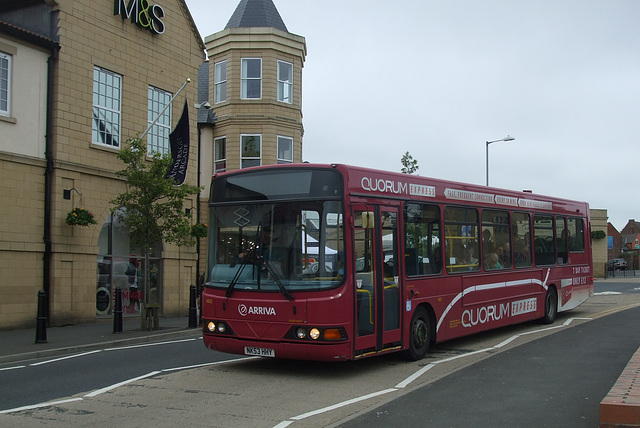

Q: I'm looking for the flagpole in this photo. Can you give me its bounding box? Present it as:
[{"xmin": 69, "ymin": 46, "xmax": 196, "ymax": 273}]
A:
[{"xmin": 140, "ymin": 78, "xmax": 191, "ymax": 139}]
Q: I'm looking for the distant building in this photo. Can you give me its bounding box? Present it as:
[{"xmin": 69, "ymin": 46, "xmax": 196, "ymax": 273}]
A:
[{"xmin": 607, "ymin": 223, "xmax": 622, "ymax": 260}]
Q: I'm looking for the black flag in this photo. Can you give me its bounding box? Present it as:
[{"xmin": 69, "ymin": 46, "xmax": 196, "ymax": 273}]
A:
[{"xmin": 165, "ymin": 100, "xmax": 190, "ymax": 185}]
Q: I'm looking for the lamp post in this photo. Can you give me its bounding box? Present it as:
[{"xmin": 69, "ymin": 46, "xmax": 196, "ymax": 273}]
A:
[{"xmin": 485, "ymin": 135, "xmax": 515, "ymax": 186}]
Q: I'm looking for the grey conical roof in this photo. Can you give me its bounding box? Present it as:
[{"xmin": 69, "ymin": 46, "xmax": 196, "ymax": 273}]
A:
[{"xmin": 225, "ymin": 0, "xmax": 287, "ymax": 32}]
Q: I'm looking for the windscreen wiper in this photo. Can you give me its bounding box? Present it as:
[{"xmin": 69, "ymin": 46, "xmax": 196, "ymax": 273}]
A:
[
  {"xmin": 226, "ymin": 223, "xmax": 261, "ymax": 298},
  {"xmin": 262, "ymin": 258, "xmax": 294, "ymax": 301}
]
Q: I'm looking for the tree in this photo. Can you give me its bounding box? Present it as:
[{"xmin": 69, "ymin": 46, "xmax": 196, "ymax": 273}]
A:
[
  {"xmin": 110, "ymin": 137, "xmax": 201, "ymax": 308},
  {"xmin": 401, "ymin": 151, "xmax": 419, "ymax": 174}
]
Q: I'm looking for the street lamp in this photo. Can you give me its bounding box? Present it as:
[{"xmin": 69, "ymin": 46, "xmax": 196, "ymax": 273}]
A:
[{"xmin": 485, "ymin": 135, "xmax": 515, "ymax": 186}]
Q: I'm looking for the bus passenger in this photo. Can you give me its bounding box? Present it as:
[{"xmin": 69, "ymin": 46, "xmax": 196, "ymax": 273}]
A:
[
  {"xmin": 484, "ymin": 252, "xmax": 503, "ymax": 270},
  {"xmin": 498, "ymin": 243, "xmax": 511, "ymax": 267},
  {"xmin": 482, "ymin": 229, "xmax": 495, "ymax": 254}
]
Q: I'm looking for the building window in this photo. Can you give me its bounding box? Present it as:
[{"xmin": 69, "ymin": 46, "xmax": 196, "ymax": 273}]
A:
[
  {"xmin": 277, "ymin": 60, "xmax": 293, "ymax": 103},
  {"xmin": 92, "ymin": 66, "xmax": 121, "ymax": 148},
  {"xmin": 241, "ymin": 58, "xmax": 261, "ymax": 99},
  {"xmin": 0, "ymin": 51, "xmax": 10, "ymax": 116},
  {"xmin": 241, "ymin": 134, "xmax": 261, "ymax": 168},
  {"xmin": 214, "ymin": 136, "xmax": 226, "ymax": 173},
  {"xmin": 277, "ymin": 136, "xmax": 293, "ymax": 164},
  {"xmin": 96, "ymin": 209, "xmax": 162, "ymax": 316},
  {"xmin": 214, "ymin": 60, "xmax": 227, "ymax": 103},
  {"xmin": 147, "ymin": 86, "xmax": 172, "ymax": 155}
]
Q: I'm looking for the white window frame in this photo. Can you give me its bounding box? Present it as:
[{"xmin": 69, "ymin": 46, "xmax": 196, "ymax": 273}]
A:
[
  {"xmin": 277, "ymin": 60, "xmax": 293, "ymax": 104},
  {"xmin": 241, "ymin": 58, "xmax": 262, "ymax": 100},
  {"xmin": 277, "ymin": 135, "xmax": 293, "ymax": 164},
  {"xmin": 214, "ymin": 136, "xmax": 226, "ymax": 173},
  {"xmin": 0, "ymin": 51, "xmax": 11, "ymax": 116},
  {"xmin": 240, "ymin": 134, "xmax": 262, "ymax": 168},
  {"xmin": 214, "ymin": 60, "xmax": 227, "ymax": 104},
  {"xmin": 147, "ymin": 86, "xmax": 172, "ymax": 155},
  {"xmin": 92, "ymin": 66, "xmax": 122, "ymax": 148}
]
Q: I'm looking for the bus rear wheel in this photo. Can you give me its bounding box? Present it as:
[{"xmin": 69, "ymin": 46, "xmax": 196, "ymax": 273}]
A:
[
  {"xmin": 541, "ymin": 287, "xmax": 558, "ymax": 324},
  {"xmin": 406, "ymin": 306, "xmax": 432, "ymax": 361}
]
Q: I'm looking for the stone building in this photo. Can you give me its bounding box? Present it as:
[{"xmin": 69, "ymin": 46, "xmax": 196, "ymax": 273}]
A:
[{"xmin": 0, "ymin": 0, "xmax": 304, "ymax": 329}]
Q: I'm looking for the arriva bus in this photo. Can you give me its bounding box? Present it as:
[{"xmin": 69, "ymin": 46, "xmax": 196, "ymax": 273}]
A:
[{"xmin": 202, "ymin": 164, "xmax": 593, "ymax": 361}]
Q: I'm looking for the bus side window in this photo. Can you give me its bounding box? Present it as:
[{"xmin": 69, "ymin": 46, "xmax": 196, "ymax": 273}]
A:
[
  {"xmin": 556, "ymin": 216, "xmax": 568, "ymax": 264},
  {"xmin": 513, "ymin": 212, "xmax": 532, "ymax": 268},
  {"xmin": 533, "ymin": 215, "xmax": 556, "ymax": 265},
  {"xmin": 403, "ymin": 203, "xmax": 441, "ymax": 276},
  {"xmin": 444, "ymin": 206, "xmax": 479, "ymax": 273},
  {"xmin": 568, "ymin": 217, "xmax": 585, "ymax": 252},
  {"xmin": 481, "ymin": 209, "xmax": 511, "ymax": 270}
]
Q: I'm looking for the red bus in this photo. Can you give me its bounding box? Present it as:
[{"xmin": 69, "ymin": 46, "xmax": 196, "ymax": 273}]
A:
[{"xmin": 202, "ymin": 164, "xmax": 593, "ymax": 361}]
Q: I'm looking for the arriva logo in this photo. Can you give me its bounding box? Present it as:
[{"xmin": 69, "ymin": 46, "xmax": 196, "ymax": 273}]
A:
[
  {"xmin": 238, "ymin": 304, "xmax": 276, "ymax": 317},
  {"xmin": 361, "ymin": 177, "xmax": 408, "ymax": 194}
]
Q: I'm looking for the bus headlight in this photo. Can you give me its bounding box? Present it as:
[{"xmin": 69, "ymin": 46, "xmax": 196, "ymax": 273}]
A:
[
  {"xmin": 296, "ymin": 328, "xmax": 307, "ymax": 339},
  {"xmin": 207, "ymin": 321, "xmax": 216, "ymax": 332},
  {"xmin": 309, "ymin": 328, "xmax": 320, "ymax": 340},
  {"xmin": 217, "ymin": 323, "xmax": 226, "ymax": 333}
]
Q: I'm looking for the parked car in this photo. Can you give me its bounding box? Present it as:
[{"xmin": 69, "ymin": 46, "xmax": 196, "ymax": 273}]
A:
[{"xmin": 607, "ymin": 258, "xmax": 627, "ymax": 271}]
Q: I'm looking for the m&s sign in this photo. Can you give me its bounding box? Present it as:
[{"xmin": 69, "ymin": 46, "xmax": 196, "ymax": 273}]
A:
[{"xmin": 114, "ymin": 0, "xmax": 166, "ymax": 35}]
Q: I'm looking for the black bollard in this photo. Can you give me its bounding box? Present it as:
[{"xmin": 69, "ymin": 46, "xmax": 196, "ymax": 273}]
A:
[
  {"xmin": 113, "ymin": 287, "xmax": 123, "ymax": 333},
  {"xmin": 188, "ymin": 284, "xmax": 197, "ymax": 328},
  {"xmin": 35, "ymin": 290, "xmax": 47, "ymax": 344}
]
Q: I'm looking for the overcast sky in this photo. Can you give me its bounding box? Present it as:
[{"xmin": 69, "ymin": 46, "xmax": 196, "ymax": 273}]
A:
[{"xmin": 184, "ymin": 0, "xmax": 640, "ymax": 231}]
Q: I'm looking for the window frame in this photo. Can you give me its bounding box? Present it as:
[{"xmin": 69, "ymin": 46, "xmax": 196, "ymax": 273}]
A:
[
  {"xmin": 0, "ymin": 51, "xmax": 11, "ymax": 116},
  {"xmin": 277, "ymin": 135, "xmax": 293, "ymax": 164},
  {"xmin": 214, "ymin": 60, "xmax": 227, "ymax": 104},
  {"xmin": 147, "ymin": 85, "xmax": 172, "ymax": 155},
  {"xmin": 241, "ymin": 58, "xmax": 262, "ymax": 100},
  {"xmin": 240, "ymin": 134, "xmax": 262, "ymax": 168},
  {"xmin": 92, "ymin": 66, "xmax": 122, "ymax": 148},
  {"xmin": 277, "ymin": 60, "xmax": 293, "ymax": 104},
  {"xmin": 214, "ymin": 136, "xmax": 226, "ymax": 173}
]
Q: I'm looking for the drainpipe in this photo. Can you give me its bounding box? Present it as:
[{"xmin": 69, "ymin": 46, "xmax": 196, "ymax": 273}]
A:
[
  {"xmin": 196, "ymin": 125, "xmax": 201, "ymax": 284},
  {"xmin": 43, "ymin": 51, "xmax": 57, "ymax": 324}
]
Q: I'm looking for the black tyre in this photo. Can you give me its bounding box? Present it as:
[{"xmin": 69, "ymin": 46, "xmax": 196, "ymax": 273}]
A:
[
  {"xmin": 406, "ymin": 306, "xmax": 432, "ymax": 361},
  {"xmin": 541, "ymin": 287, "xmax": 558, "ymax": 324}
]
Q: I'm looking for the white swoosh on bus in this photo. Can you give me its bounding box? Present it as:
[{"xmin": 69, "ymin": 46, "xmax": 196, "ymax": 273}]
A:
[{"xmin": 436, "ymin": 269, "xmax": 550, "ymax": 332}]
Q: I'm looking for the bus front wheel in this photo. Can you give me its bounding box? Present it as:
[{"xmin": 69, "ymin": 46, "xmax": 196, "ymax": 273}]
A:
[
  {"xmin": 406, "ymin": 306, "xmax": 432, "ymax": 361},
  {"xmin": 541, "ymin": 287, "xmax": 558, "ymax": 324}
]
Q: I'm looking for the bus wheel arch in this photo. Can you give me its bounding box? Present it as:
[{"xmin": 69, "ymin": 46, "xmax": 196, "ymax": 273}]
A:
[
  {"xmin": 405, "ymin": 304, "xmax": 435, "ymax": 361},
  {"xmin": 541, "ymin": 286, "xmax": 558, "ymax": 324}
]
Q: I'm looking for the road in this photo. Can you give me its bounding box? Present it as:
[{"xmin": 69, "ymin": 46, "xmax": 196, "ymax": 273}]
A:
[{"xmin": 0, "ymin": 279, "xmax": 638, "ymax": 427}]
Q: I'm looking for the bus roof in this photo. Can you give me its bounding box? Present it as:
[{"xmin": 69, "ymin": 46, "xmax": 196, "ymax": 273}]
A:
[{"xmin": 213, "ymin": 163, "xmax": 590, "ymax": 217}]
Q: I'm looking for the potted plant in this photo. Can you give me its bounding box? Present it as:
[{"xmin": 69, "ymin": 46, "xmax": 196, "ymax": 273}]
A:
[
  {"xmin": 191, "ymin": 222, "xmax": 208, "ymax": 238},
  {"xmin": 65, "ymin": 207, "xmax": 97, "ymax": 226}
]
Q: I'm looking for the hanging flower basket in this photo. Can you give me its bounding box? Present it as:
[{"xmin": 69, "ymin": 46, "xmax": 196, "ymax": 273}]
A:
[
  {"xmin": 191, "ymin": 223, "xmax": 208, "ymax": 238},
  {"xmin": 65, "ymin": 207, "xmax": 97, "ymax": 226}
]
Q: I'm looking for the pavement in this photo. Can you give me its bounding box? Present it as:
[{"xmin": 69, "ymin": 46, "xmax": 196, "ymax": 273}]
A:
[{"xmin": 0, "ymin": 315, "xmax": 201, "ymax": 365}]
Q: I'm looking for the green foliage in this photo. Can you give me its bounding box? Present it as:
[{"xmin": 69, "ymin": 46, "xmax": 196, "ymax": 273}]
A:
[
  {"xmin": 110, "ymin": 138, "xmax": 201, "ymax": 249},
  {"xmin": 191, "ymin": 223, "xmax": 208, "ymax": 238},
  {"xmin": 65, "ymin": 207, "xmax": 97, "ymax": 226},
  {"xmin": 591, "ymin": 230, "xmax": 606, "ymax": 240},
  {"xmin": 401, "ymin": 151, "xmax": 419, "ymax": 174}
]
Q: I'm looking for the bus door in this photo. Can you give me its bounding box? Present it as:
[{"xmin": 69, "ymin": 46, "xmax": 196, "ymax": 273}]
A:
[{"xmin": 353, "ymin": 204, "xmax": 402, "ymax": 355}]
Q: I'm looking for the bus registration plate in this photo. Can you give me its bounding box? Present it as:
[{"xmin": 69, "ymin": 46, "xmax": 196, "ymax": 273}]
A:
[{"xmin": 244, "ymin": 346, "xmax": 275, "ymax": 357}]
